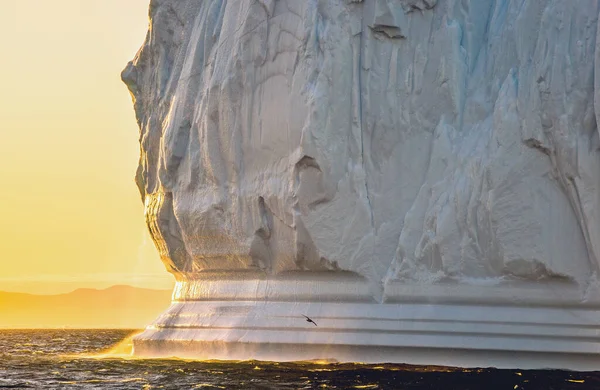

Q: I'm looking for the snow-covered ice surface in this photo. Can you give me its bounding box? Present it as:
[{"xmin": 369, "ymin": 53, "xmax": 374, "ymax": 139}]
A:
[{"xmin": 123, "ymin": 0, "xmax": 600, "ymax": 369}]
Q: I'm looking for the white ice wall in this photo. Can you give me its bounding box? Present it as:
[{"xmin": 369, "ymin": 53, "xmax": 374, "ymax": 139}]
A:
[{"xmin": 123, "ymin": 0, "xmax": 600, "ymax": 300}]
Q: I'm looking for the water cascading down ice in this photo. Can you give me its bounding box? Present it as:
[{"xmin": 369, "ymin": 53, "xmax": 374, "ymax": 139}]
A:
[{"xmin": 122, "ymin": 0, "xmax": 600, "ymax": 369}]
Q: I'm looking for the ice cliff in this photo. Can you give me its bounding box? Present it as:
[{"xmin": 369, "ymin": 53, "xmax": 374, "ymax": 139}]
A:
[{"xmin": 123, "ymin": 0, "xmax": 600, "ymax": 300}]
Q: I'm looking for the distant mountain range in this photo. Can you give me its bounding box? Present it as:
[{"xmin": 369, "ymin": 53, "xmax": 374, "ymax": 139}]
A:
[{"xmin": 0, "ymin": 285, "xmax": 172, "ymax": 329}]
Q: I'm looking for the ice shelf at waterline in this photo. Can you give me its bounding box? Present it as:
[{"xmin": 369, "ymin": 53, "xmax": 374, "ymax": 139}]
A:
[{"xmin": 122, "ymin": 0, "xmax": 600, "ymax": 370}]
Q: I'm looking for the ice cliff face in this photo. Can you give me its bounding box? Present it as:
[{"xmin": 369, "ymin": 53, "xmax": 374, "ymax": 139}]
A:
[{"xmin": 123, "ymin": 0, "xmax": 600, "ymax": 299}]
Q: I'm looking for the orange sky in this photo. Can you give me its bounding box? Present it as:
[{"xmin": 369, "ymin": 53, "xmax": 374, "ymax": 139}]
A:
[{"xmin": 0, "ymin": 0, "xmax": 174, "ymax": 294}]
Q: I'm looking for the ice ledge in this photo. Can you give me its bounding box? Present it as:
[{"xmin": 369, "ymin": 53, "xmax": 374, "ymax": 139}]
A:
[
  {"xmin": 133, "ymin": 277, "xmax": 600, "ymax": 370},
  {"xmin": 134, "ymin": 299, "xmax": 600, "ymax": 370},
  {"xmin": 169, "ymin": 273, "xmax": 600, "ymax": 307}
]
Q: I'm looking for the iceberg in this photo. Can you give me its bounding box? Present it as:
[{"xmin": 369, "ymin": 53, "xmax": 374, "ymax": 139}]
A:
[{"xmin": 123, "ymin": 0, "xmax": 600, "ymax": 369}]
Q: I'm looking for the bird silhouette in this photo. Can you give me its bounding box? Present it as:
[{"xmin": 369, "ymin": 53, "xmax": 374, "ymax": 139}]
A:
[{"xmin": 302, "ymin": 314, "xmax": 318, "ymax": 326}]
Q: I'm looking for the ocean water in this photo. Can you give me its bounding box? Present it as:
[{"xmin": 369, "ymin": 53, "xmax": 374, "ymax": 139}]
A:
[{"xmin": 0, "ymin": 329, "xmax": 596, "ymax": 389}]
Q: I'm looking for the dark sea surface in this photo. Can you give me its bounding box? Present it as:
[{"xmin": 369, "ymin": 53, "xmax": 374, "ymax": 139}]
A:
[{"xmin": 0, "ymin": 329, "xmax": 597, "ymax": 389}]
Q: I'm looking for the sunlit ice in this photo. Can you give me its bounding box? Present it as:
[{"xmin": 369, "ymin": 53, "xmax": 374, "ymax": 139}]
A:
[{"xmin": 1, "ymin": 0, "xmax": 600, "ymax": 388}]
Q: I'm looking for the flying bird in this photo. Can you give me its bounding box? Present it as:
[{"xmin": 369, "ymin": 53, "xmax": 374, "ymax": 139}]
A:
[{"xmin": 302, "ymin": 314, "xmax": 318, "ymax": 326}]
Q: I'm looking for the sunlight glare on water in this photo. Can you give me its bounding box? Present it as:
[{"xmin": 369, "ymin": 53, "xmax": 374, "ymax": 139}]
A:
[
  {"xmin": 85, "ymin": 330, "xmax": 140, "ymax": 359},
  {"xmin": 0, "ymin": 330, "xmax": 597, "ymax": 389}
]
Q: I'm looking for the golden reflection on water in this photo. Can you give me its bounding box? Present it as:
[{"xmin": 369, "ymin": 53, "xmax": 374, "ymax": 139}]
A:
[
  {"xmin": 309, "ymin": 368, "xmax": 337, "ymax": 372},
  {"xmin": 7, "ymin": 330, "xmax": 592, "ymax": 389},
  {"xmin": 76, "ymin": 335, "xmax": 498, "ymax": 378},
  {"xmin": 71, "ymin": 330, "xmax": 141, "ymax": 360},
  {"xmin": 70, "ymin": 333, "xmax": 587, "ymax": 390}
]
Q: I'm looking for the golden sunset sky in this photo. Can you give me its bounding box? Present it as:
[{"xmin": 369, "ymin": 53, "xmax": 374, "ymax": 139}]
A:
[{"xmin": 0, "ymin": 0, "xmax": 174, "ymax": 294}]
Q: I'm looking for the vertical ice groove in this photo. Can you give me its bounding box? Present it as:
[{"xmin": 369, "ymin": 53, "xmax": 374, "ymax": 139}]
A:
[{"xmin": 359, "ymin": 5, "xmax": 375, "ymax": 231}]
